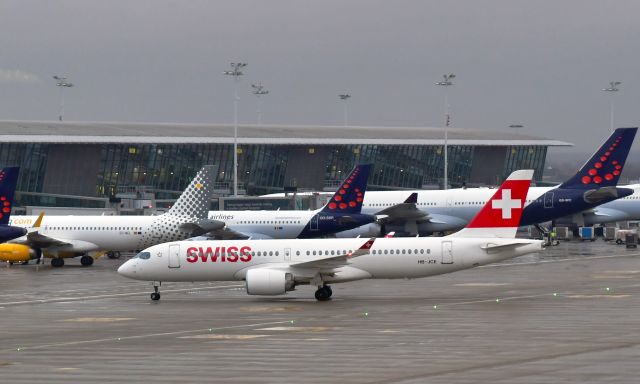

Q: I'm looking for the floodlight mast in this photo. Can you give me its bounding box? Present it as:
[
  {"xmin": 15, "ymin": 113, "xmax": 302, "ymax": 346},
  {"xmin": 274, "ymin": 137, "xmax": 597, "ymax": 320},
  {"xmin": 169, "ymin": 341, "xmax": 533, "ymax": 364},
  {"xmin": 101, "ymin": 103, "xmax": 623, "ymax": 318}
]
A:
[
  {"xmin": 339, "ymin": 94, "xmax": 351, "ymax": 126},
  {"xmin": 53, "ymin": 75, "xmax": 73, "ymax": 121},
  {"xmin": 251, "ymin": 83, "xmax": 269, "ymax": 125},
  {"xmin": 435, "ymin": 73, "xmax": 455, "ymax": 190},
  {"xmin": 223, "ymin": 62, "xmax": 247, "ymax": 197},
  {"xmin": 602, "ymin": 81, "xmax": 621, "ymax": 133}
]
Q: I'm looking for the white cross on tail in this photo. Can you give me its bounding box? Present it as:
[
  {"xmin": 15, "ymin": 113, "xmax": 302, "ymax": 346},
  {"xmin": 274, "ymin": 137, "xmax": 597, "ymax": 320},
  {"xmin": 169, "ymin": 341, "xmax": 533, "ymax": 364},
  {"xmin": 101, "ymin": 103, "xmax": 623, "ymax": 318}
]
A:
[{"xmin": 491, "ymin": 189, "xmax": 521, "ymax": 219}]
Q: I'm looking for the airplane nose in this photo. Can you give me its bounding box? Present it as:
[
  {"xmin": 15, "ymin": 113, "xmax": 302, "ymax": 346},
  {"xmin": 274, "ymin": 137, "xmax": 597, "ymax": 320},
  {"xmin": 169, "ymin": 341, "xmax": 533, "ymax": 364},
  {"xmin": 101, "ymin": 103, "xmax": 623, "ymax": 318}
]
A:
[{"xmin": 118, "ymin": 260, "xmax": 137, "ymax": 278}]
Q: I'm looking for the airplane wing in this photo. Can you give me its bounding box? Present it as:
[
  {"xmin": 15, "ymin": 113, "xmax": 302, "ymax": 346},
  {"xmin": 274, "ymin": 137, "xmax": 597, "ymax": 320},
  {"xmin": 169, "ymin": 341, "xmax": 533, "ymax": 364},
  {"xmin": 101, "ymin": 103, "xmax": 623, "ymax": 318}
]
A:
[
  {"xmin": 289, "ymin": 238, "xmax": 375, "ymax": 270},
  {"xmin": 10, "ymin": 231, "xmax": 72, "ymax": 247},
  {"xmin": 375, "ymin": 193, "xmax": 428, "ymax": 223}
]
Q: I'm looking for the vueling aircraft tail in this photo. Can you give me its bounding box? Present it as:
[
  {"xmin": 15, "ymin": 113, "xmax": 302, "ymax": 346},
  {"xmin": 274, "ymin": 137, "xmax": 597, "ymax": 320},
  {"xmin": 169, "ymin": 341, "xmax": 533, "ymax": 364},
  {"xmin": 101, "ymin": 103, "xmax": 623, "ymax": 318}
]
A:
[{"xmin": 166, "ymin": 165, "xmax": 215, "ymax": 218}]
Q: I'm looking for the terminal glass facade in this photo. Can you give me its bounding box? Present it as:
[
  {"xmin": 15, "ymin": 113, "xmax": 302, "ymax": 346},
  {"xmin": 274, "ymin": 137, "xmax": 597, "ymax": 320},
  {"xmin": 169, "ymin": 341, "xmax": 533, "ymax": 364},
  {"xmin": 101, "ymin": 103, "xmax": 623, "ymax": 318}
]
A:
[{"xmin": 0, "ymin": 142, "xmax": 548, "ymax": 198}]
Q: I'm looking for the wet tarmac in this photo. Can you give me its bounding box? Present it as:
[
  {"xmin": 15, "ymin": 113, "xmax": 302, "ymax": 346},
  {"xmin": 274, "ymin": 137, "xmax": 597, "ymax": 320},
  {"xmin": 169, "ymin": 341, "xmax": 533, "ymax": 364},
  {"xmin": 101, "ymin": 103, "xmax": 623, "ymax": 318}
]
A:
[{"xmin": 0, "ymin": 240, "xmax": 639, "ymax": 383}]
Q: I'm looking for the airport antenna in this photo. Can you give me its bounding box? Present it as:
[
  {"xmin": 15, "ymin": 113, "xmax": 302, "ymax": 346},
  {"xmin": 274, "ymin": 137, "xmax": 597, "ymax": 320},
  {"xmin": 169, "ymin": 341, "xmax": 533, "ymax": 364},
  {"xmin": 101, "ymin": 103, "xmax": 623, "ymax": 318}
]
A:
[
  {"xmin": 223, "ymin": 62, "xmax": 247, "ymax": 197},
  {"xmin": 339, "ymin": 94, "xmax": 351, "ymax": 127},
  {"xmin": 602, "ymin": 81, "xmax": 621, "ymax": 133},
  {"xmin": 435, "ymin": 73, "xmax": 455, "ymax": 190},
  {"xmin": 53, "ymin": 75, "xmax": 74, "ymax": 121},
  {"xmin": 251, "ymin": 83, "xmax": 269, "ymax": 125}
]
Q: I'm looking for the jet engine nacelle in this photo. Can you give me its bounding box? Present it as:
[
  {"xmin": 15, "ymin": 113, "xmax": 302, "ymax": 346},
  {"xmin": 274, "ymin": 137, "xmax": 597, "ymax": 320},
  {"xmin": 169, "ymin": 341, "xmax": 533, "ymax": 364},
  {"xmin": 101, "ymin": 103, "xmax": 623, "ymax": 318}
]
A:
[
  {"xmin": 245, "ymin": 269, "xmax": 295, "ymax": 296},
  {"xmin": 0, "ymin": 244, "xmax": 36, "ymax": 262}
]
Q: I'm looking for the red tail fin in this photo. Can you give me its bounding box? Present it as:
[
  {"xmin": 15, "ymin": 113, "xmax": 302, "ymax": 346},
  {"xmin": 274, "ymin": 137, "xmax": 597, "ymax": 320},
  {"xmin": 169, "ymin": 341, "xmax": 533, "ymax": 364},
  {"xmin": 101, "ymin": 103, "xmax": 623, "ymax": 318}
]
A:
[{"xmin": 449, "ymin": 170, "xmax": 533, "ymax": 238}]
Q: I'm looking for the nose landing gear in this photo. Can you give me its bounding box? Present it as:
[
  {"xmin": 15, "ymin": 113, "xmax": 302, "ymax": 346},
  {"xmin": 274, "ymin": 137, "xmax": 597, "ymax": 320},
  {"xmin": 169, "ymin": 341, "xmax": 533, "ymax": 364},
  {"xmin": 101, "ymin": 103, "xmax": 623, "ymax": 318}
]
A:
[{"xmin": 150, "ymin": 282, "xmax": 161, "ymax": 301}]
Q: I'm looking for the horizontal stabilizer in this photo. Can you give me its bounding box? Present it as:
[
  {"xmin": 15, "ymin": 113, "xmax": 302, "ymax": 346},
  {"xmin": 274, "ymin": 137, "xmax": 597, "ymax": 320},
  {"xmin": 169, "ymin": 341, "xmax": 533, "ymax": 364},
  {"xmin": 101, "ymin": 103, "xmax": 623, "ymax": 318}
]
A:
[
  {"xmin": 480, "ymin": 240, "xmax": 538, "ymax": 252},
  {"xmin": 179, "ymin": 219, "xmax": 226, "ymax": 234}
]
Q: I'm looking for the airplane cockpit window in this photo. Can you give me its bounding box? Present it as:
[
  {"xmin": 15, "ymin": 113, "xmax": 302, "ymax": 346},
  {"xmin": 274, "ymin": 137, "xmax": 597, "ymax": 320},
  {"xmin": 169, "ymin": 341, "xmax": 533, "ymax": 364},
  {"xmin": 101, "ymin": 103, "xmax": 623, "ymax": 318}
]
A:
[{"xmin": 134, "ymin": 251, "xmax": 151, "ymax": 260}]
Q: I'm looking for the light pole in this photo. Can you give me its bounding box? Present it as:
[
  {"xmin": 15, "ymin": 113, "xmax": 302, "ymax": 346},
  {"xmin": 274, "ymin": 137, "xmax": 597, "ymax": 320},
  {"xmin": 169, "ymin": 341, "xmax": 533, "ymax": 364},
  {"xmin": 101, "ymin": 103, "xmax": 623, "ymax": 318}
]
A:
[
  {"xmin": 602, "ymin": 81, "xmax": 621, "ymax": 133},
  {"xmin": 435, "ymin": 73, "xmax": 455, "ymax": 190},
  {"xmin": 251, "ymin": 83, "xmax": 269, "ymax": 125},
  {"xmin": 339, "ymin": 94, "xmax": 351, "ymax": 126},
  {"xmin": 223, "ymin": 62, "xmax": 247, "ymax": 196},
  {"xmin": 53, "ymin": 75, "xmax": 73, "ymax": 121}
]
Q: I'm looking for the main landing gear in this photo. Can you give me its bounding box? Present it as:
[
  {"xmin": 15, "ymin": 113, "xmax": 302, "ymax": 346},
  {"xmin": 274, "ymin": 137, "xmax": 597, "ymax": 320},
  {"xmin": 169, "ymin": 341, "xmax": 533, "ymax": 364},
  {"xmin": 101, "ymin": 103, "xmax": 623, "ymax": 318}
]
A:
[
  {"xmin": 150, "ymin": 282, "xmax": 161, "ymax": 301},
  {"xmin": 314, "ymin": 285, "xmax": 332, "ymax": 301},
  {"xmin": 80, "ymin": 255, "xmax": 94, "ymax": 266},
  {"xmin": 51, "ymin": 258, "xmax": 64, "ymax": 268}
]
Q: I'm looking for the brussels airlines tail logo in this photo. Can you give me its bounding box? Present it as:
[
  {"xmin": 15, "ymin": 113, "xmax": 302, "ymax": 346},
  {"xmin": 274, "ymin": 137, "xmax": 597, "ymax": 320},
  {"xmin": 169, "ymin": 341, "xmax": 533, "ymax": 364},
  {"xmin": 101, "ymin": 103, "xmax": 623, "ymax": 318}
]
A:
[{"xmin": 186, "ymin": 246, "xmax": 252, "ymax": 263}]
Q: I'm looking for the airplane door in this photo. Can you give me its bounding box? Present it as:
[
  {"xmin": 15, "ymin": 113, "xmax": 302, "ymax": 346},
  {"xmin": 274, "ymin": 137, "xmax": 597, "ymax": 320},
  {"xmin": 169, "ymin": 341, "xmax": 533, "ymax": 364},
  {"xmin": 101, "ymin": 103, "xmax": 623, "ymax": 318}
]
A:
[
  {"xmin": 168, "ymin": 244, "xmax": 180, "ymax": 268},
  {"xmin": 441, "ymin": 241, "xmax": 453, "ymax": 264},
  {"xmin": 284, "ymin": 248, "xmax": 291, "ymax": 262},
  {"xmin": 544, "ymin": 192, "xmax": 554, "ymax": 208},
  {"xmin": 310, "ymin": 214, "xmax": 319, "ymax": 231}
]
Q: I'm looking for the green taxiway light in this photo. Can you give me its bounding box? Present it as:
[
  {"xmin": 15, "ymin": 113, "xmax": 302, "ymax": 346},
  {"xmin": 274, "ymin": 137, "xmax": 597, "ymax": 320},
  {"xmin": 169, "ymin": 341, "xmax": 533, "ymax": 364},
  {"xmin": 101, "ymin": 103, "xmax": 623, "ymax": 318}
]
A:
[
  {"xmin": 209, "ymin": 328, "xmax": 213, "ymax": 332},
  {"xmin": 290, "ymin": 320, "xmax": 295, "ymax": 324},
  {"xmin": 553, "ymin": 292, "xmax": 558, "ymax": 297},
  {"xmin": 364, "ymin": 312, "xmax": 369, "ymax": 317},
  {"xmin": 433, "ymin": 305, "xmax": 438, "ymax": 309},
  {"xmin": 16, "ymin": 348, "xmax": 21, "ymax": 352},
  {"xmin": 495, "ymin": 298, "xmax": 501, "ymax": 303},
  {"xmin": 605, "ymin": 287, "xmax": 611, "ymax": 292}
]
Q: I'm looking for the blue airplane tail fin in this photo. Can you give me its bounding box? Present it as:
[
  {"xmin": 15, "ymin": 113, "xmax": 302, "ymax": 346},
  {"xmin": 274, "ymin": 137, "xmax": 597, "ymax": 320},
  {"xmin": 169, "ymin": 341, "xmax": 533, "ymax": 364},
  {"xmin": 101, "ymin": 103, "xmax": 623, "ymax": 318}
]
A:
[
  {"xmin": 321, "ymin": 164, "xmax": 372, "ymax": 214},
  {"xmin": 0, "ymin": 167, "xmax": 20, "ymax": 225},
  {"xmin": 558, "ymin": 127, "xmax": 637, "ymax": 189}
]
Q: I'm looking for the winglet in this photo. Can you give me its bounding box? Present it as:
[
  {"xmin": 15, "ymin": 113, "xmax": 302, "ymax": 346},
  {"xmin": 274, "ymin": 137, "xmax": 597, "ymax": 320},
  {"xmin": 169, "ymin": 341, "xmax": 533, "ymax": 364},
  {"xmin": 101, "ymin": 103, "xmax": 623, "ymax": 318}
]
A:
[
  {"xmin": 404, "ymin": 192, "xmax": 418, "ymax": 204},
  {"xmin": 449, "ymin": 170, "xmax": 533, "ymax": 238},
  {"xmin": 384, "ymin": 231, "xmax": 396, "ymax": 238},
  {"xmin": 33, "ymin": 211, "xmax": 45, "ymax": 228},
  {"xmin": 558, "ymin": 127, "xmax": 637, "ymax": 189},
  {"xmin": 348, "ymin": 237, "xmax": 375, "ymax": 258}
]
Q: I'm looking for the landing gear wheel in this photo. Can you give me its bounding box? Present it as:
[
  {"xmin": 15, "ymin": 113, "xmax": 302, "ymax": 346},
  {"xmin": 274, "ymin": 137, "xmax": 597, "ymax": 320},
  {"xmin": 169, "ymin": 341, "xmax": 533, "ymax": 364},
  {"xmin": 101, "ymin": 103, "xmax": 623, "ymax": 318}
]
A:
[
  {"xmin": 324, "ymin": 285, "xmax": 332, "ymax": 298},
  {"xmin": 107, "ymin": 251, "xmax": 121, "ymax": 259},
  {"xmin": 80, "ymin": 255, "xmax": 94, "ymax": 266},
  {"xmin": 150, "ymin": 283, "xmax": 161, "ymax": 301},
  {"xmin": 314, "ymin": 286, "xmax": 331, "ymax": 301},
  {"xmin": 51, "ymin": 258, "xmax": 64, "ymax": 268}
]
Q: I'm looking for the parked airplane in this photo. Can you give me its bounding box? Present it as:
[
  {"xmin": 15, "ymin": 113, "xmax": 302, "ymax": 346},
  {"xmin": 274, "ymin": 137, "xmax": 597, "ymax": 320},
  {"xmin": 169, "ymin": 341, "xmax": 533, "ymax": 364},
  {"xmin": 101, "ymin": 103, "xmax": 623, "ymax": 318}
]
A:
[
  {"xmin": 0, "ymin": 167, "xmax": 27, "ymax": 243},
  {"xmin": 118, "ymin": 170, "xmax": 544, "ymax": 301},
  {"xmin": 3, "ymin": 165, "xmax": 217, "ymax": 267},
  {"xmin": 282, "ymin": 128, "xmax": 637, "ymax": 236},
  {"xmin": 203, "ymin": 164, "xmax": 376, "ymax": 239}
]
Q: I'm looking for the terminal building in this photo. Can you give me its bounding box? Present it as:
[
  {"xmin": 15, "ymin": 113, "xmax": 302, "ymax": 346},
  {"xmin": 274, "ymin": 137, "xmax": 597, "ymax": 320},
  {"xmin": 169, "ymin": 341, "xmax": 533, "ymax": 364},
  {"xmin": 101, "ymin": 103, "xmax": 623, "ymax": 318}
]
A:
[{"xmin": 0, "ymin": 121, "xmax": 569, "ymax": 209}]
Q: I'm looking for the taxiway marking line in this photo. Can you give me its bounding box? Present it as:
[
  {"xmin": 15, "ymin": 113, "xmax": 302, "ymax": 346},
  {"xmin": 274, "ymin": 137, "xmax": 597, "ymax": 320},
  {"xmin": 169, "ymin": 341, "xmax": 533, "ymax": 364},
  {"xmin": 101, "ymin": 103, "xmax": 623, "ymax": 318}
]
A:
[
  {"xmin": 5, "ymin": 320, "xmax": 291, "ymax": 352},
  {"xmin": 0, "ymin": 284, "xmax": 244, "ymax": 306}
]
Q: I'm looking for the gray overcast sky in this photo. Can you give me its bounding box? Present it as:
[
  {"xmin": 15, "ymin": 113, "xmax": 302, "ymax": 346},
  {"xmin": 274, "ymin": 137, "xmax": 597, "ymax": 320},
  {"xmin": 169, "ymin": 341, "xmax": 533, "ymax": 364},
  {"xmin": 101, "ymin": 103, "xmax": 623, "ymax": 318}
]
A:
[{"xmin": 1, "ymin": 0, "xmax": 639, "ymax": 155}]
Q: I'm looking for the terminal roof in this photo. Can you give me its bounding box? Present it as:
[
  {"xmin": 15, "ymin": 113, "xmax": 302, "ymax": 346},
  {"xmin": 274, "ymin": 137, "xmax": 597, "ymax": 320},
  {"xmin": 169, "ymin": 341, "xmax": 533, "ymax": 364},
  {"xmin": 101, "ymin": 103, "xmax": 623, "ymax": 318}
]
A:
[{"xmin": 0, "ymin": 120, "xmax": 571, "ymax": 146}]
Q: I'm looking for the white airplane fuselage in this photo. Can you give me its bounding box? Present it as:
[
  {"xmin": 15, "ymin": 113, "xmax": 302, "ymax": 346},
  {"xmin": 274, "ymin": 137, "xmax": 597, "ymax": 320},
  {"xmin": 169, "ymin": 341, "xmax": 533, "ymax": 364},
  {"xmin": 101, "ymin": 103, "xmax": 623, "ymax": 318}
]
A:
[
  {"xmin": 119, "ymin": 237, "xmax": 544, "ymax": 283},
  {"xmin": 207, "ymin": 210, "xmax": 314, "ymax": 238},
  {"xmin": 8, "ymin": 215, "xmax": 187, "ymax": 253}
]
